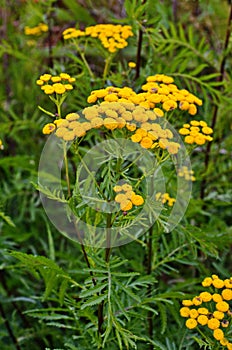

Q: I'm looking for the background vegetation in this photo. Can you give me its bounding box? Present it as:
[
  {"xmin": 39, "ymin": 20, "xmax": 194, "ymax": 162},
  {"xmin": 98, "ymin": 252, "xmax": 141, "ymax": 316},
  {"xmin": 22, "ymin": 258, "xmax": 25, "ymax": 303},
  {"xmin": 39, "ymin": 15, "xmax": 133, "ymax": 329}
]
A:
[{"xmin": 0, "ymin": 0, "xmax": 232, "ymax": 349}]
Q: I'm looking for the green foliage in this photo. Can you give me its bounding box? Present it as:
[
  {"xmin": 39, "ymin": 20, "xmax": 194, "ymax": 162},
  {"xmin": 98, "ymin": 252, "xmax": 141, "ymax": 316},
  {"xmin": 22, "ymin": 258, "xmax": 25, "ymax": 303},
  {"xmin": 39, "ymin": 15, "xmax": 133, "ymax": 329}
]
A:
[{"xmin": 0, "ymin": 0, "xmax": 232, "ymax": 349}]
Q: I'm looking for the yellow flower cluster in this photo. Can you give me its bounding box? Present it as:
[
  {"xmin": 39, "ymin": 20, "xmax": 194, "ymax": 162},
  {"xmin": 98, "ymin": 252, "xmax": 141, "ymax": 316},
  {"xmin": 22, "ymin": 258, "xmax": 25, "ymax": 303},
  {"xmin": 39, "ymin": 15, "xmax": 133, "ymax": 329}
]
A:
[
  {"xmin": 155, "ymin": 192, "xmax": 176, "ymax": 206},
  {"xmin": 180, "ymin": 275, "xmax": 232, "ymax": 348},
  {"xmin": 179, "ymin": 120, "xmax": 213, "ymax": 145},
  {"xmin": 131, "ymin": 125, "xmax": 180, "ymax": 154},
  {"xmin": 178, "ymin": 166, "xmax": 196, "ymax": 181},
  {"xmin": 63, "ymin": 24, "xmax": 133, "ymax": 53},
  {"xmin": 113, "ymin": 183, "xmax": 144, "ymax": 211},
  {"xmin": 0, "ymin": 139, "xmax": 4, "ymax": 150},
  {"xmin": 36, "ymin": 73, "xmax": 76, "ymax": 95},
  {"xmin": 24, "ymin": 23, "xmax": 48, "ymax": 36},
  {"xmin": 87, "ymin": 74, "xmax": 203, "ymax": 115},
  {"xmin": 45, "ymin": 102, "xmax": 180, "ymax": 154}
]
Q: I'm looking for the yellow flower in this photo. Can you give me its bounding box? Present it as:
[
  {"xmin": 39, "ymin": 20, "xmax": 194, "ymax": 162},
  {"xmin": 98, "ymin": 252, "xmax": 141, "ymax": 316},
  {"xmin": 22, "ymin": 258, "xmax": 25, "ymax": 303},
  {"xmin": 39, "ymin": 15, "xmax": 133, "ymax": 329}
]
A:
[
  {"xmin": 192, "ymin": 297, "xmax": 202, "ymax": 306},
  {"xmin": 194, "ymin": 135, "xmax": 206, "ymax": 145},
  {"xmin": 0, "ymin": 139, "xmax": 4, "ymax": 150},
  {"xmin": 185, "ymin": 318, "xmax": 197, "ymax": 329},
  {"xmin": 153, "ymin": 108, "xmax": 164, "ymax": 117},
  {"xmin": 104, "ymin": 117, "xmax": 118, "ymax": 130},
  {"xmin": 220, "ymin": 338, "xmax": 229, "ymax": 346},
  {"xmin": 56, "ymin": 127, "xmax": 69, "ymax": 138},
  {"xmin": 121, "ymin": 184, "xmax": 132, "ymax": 192},
  {"xmin": 190, "ymin": 120, "xmax": 200, "ymax": 126},
  {"xmin": 202, "ymin": 277, "xmax": 212, "ymax": 287},
  {"xmin": 57, "ymin": 119, "xmax": 69, "ymax": 128},
  {"xmin": 167, "ymin": 142, "xmax": 180, "ymax": 155},
  {"xmin": 222, "ymin": 289, "xmax": 232, "ymax": 300},
  {"xmin": 200, "ymin": 292, "xmax": 212, "ymax": 302},
  {"xmin": 53, "ymin": 83, "xmax": 66, "ymax": 94},
  {"xmin": 184, "ymin": 135, "xmax": 195, "ymax": 144},
  {"xmin": 213, "ymin": 311, "xmax": 224, "ymax": 320},
  {"xmin": 198, "ymin": 308, "xmax": 208, "ymax": 315},
  {"xmin": 128, "ymin": 61, "xmax": 136, "ymax": 68},
  {"xmin": 126, "ymin": 123, "xmax": 137, "ymax": 131},
  {"xmin": 179, "ymin": 101, "xmax": 190, "ymax": 111},
  {"xmin": 180, "ymin": 307, "xmax": 190, "ymax": 317},
  {"xmin": 42, "ymin": 123, "xmax": 56, "ymax": 134},
  {"xmin": 162, "ymin": 100, "xmax": 177, "ymax": 111},
  {"xmin": 43, "ymin": 85, "xmax": 55, "ymax": 95},
  {"xmin": 115, "ymin": 194, "xmax": 127, "ymax": 203},
  {"xmin": 64, "ymin": 84, "xmax": 73, "ymax": 91},
  {"xmin": 113, "ymin": 185, "xmax": 122, "ymax": 193},
  {"xmin": 120, "ymin": 200, "xmax": 133, "ymax": 211},
  {"xmin": 54, "ymin": 119, "xmax": 66, "ymax": 127},
  {"xmin": 51, "ymin": 76, "xmax": 62, "ymax": 83},
  {"xmin": 87, "ymin": 94, "xmax": 98, "ymax": 103},
  {"xmin": 202, "ymin": 126, "xmax": 213, "ymax": 134},
  {"xmin": 197, "ymin": 315, "xmax": 208, "ymax": 325},
  {"xmin": 224, "ymin": 279, "xmax": 232, "ymax": 289},
  {"xmin": 90, "ymin": 117, "xmax": 103, "ymax": 128},
  {"xmin": 73, "ymin": 127, "xmax": 86, "ymax": 137},
  {"xmin": 189, "ymin": 309, "xmax": 198, "ymax": 319},
  {"xmin": 60, "ymin": 73, "xmax": 71, "ymax": 80},
  {"xmin": 36, "ymin": 79, "xmax": 44, "ymax": 86},
  {"xmin": 207, "ymin": 318, "xmax": 220, "ymax": 330},
  {"xmin": 212, "ymin": 293, "xmax": 223, "ymax": 303},
  {"xmin": 69, "ymin": 121, "xmax": 80, "ymax": 129},
  {"xmin": 40, "ymin": 74, "xmax": 52, "ymax": 82},
  {"xmin": 140, "ymin": 136, "xmax": 153, "ymax": 149},
  {"xmin": 179, "ymin": 128, "xmax": 190, "ymax": 135},
  {"xmin": 188, "ymin": 104, "xmax": 197, "ymax": 115},
  {"xmin": 213, "ymin": 329, "xmax": 224, "ymax": 341},
  {"xmin": 63, "ymin": 131, "xmax": 75, "ymax": 141},
  {"xmin": 212, "ymin": 279, "xmax": 224, "ymax": 289},
  {"xmin": 65, "ymin": 113, "xmax": 80, "ymax": 121},
  {"xmin": 216, "ymin": 301, "xmax": 229, "ymax": 312},
  {"xmin": 131, "ymin": 194, "xmax": 144, "ymax": 206}
]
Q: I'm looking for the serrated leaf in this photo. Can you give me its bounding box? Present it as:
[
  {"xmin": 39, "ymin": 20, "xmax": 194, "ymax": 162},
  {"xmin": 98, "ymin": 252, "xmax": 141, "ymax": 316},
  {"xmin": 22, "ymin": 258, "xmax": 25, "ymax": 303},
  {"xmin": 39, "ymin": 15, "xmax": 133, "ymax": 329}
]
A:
[
  {"xmin": 80, "ymin": 282, "xmax": 108, "ymax": 298},
  {"xmin": 80, "ymin": 293, "xmax": 107, "ymax": 309},
  {"xmin": 0, "ymin": 211, "xmax": 15, "ymax": 227}
]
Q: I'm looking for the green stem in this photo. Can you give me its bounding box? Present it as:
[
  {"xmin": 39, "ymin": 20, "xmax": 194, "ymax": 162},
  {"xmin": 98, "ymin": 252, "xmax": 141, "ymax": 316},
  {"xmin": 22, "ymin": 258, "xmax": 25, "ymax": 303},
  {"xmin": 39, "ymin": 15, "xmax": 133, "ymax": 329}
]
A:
[
  {"xmin": 147, "ymin": 225, "xmax": 153, "ymax": 349},
  {"xmin": 73, "ymin": 41, "xmax": 95, "ymax": 78},
  {"xmin": 63, "ymin": 142, "xmax": 71, "ymax": 198},
  {"xmin": 103, "ymin": 54, "xmax": 113, "ymax": 81},
  {"xmin": 80, "ymin": 51, "xmax": 95, "ymax": 79},
  {"xmin": 98, "ymin": 213, "xmax": 112, "ymax": 337}
]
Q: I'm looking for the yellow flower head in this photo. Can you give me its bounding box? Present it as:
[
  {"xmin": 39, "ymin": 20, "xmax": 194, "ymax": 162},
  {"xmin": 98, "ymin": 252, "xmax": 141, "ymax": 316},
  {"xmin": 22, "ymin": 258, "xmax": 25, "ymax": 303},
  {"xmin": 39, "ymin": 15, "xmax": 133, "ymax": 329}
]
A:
[
  {"xmin": 185, "ymin": 318, "xmax": 197, "ymax": 329},
  {"xmin": 128, "ymin": 61, "xmax": 136, "ymax": 68},
  {"xmin": 0, "ymin": 139, "xmax": 4, "ymax": 150},
  {"xmin": 42, "ymin": 123, "xmax": 56, "ymax": 135}
]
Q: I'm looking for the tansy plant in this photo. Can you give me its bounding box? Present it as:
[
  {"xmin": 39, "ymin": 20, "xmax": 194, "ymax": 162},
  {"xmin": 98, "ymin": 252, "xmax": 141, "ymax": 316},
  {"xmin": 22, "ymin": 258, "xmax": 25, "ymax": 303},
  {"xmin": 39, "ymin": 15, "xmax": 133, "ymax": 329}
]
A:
[
  {"xmin": 180, "ymin": 275, "xmax": 232, "ymax": 349},
  {"xmin": 36, "ymin": 71, "xmax": 215, "ymax": 348},
  {"xmin": 62, "ymin": 23, "xmax": 133, "ymax": 80}
]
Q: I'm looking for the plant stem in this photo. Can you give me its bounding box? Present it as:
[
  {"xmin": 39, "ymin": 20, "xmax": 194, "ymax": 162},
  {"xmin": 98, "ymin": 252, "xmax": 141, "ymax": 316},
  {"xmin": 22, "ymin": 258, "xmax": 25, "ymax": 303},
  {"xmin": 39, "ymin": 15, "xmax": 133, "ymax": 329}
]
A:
[
  {"xmin": 74, "ymin": 221, "xmax": 97, "ymax": 287},
  {"xmin": 103, "ymin": 55, "xmax": 113, "ymax": 81},
  {"xmin": 63, "ymin": 142, "xmax": 71, "ymax": 198},
  {"xmin": 0, "ymin": 301, "xmax": 22, "ymax": 350},
  {"xmin": 146, "ymin": 225, "xmax": 153, "ymax": 349},
  {"xmin": 200, "ymin": 2, "xmax": 232, "ymax": 199},
  {"xmin": 135, "ymin": 0, "xmax": 147, "ymax": 79},
  {"xmin": 80, "ymin": 51, "xmax": 95, "ymax": 79},
  {"xmin": 74, "ymin": 41, "xmax": 95, "ymax": 79},
  {"xmin": 98, "ymin": 213, "xmax": 112, "ymax": 336}
]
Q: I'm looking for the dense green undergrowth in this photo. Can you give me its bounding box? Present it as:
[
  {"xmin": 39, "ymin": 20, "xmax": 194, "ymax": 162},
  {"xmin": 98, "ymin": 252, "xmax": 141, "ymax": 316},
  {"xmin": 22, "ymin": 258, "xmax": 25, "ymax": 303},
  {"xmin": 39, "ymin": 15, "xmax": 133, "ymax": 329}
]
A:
[{"xmin": 0, "ymin": 1, "xmax": 232, "ymax": 349}]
